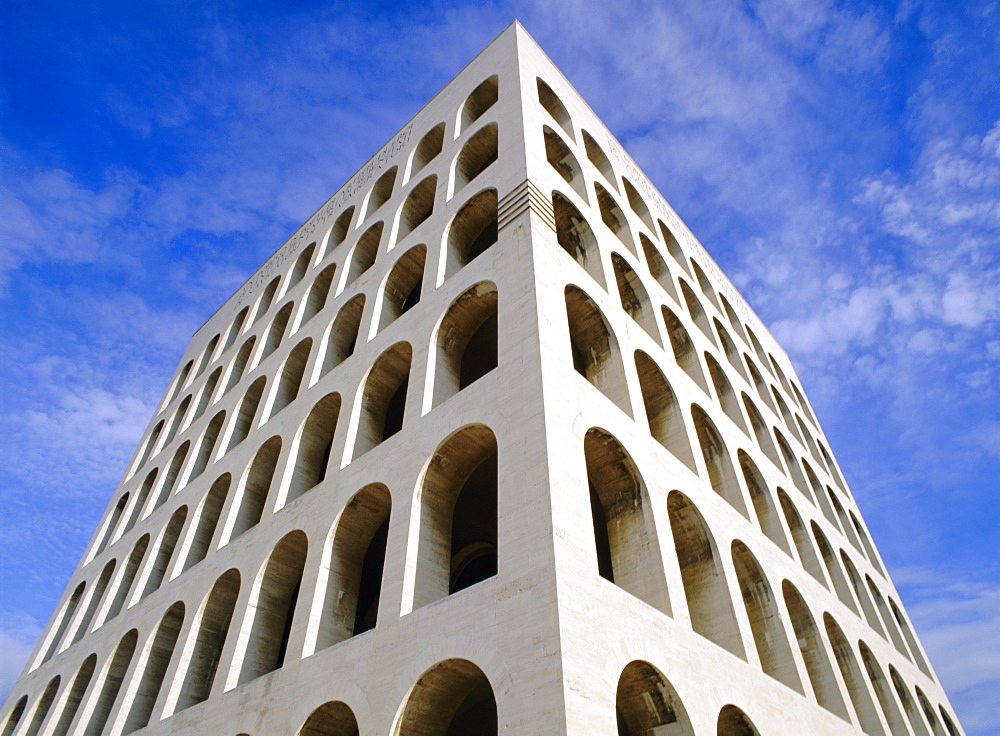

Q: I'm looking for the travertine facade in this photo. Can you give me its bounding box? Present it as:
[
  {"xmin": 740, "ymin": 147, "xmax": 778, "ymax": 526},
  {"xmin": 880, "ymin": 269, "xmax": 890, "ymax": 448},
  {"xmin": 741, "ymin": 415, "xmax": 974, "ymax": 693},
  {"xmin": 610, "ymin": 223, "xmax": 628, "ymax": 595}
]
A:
[{"xmin": 2, "ymin": 22, "xmax": 964, "ymax": 736}]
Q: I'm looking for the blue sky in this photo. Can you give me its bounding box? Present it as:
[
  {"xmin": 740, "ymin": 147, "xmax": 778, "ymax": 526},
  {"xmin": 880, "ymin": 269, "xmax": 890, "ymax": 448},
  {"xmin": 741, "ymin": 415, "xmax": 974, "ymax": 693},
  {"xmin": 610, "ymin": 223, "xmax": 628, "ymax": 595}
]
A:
[{"xmin": 1, "ymin": 0, "xmax": 997, "ymax": 731}]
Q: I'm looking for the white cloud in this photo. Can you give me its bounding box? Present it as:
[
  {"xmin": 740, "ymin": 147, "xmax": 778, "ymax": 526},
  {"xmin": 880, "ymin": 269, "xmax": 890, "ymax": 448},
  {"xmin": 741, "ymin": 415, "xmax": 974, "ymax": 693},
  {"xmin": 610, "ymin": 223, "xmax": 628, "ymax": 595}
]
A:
[{"xmin": 0, "ymin": 612, "xmax": 42, "ymax": 703}]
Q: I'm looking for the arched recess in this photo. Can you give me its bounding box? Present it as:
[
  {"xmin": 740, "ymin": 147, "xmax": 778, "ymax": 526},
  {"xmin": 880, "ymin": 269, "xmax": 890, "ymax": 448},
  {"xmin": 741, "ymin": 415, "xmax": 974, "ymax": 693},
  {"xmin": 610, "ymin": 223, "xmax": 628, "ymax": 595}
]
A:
[
  {"xmin": 271, "ymin": 338, "xmax": 312, "ymax": 417},
  {"xmin": 852, "ymin": 511, "xmax": 885, "ymax": 576},
  {"xmin": 82, "ymin": 629, "xmax": 138, "ymax": 736},
  {"xmin": 772, "ymin": 388, "xmax": 801, "ymax": 441},
  {"xmin": 411, "ymin": 124, "xmax": 444, "ymax": 177},
  {"xmin": 23, "ymin": 675, "xmax": 59, "ymax": 736},
  {"xmin": 774, "ymin": 429, "xmax": 811, "ymax": 499},
  {"xmin": 121, "ymin": 601, "xmax": 185, "ymax": 735},
  {"xmin": 151, "ymin": 441, "xmax": 189, "ymax": 512},
  {"xmin": 301, "ymin": 264, "xmax": 337, "ymax": 325},
  {"xmin": 611, "ymin": 253, "xmax": 660, "ymax": 344},
  {"xmin": 777, "ymin": 490, "xmax": 827, "ymax": 585},
  {"xmin": 889, "ymin": 598, "xmax": 931, "ymax": 676},
  {"xmin": 461, "ymin": 75, "xmax": 498, "ymax": 132},
  {"xmin": 866, "ymin": 576, "xmax": 910, "ymax": 659},
  {"xmin": 667, "ymin": 491, "xmax": 746, "ymax": 658},
  {"xmin": 227, "ymin": 376, "xmax": 267, "ymax": 451},
  {"xmin": 616, "ymin": 661, "xmax": 693, "ymax": 736},
  {"xmin": 738, "ymin": 452, "xmax": 791, "ymax": 553},
  {"xmin": 829, "ymin": 489, "xmax": 863, "ymax": 551},
  {"xmin": 622, "ymin": 178, "xmax": 655, "ymax": 232},
  {"xmin": 189, "ymin": 411, "xmax": 225, "ymax": 481},
  {"xmin": 224, "ymin": 336, "xmax": 256, "ymax": 394},
  {"xmin": 252, "ymin": 277, "xmax": 280, "ymax": 325},
  {"xmin": 223, "ymin": 306, "xmax": 249, "ymax": 353},
  {"xmin": 582, "ymin": 130, "xmax": 617, "ymax": 189},
  {"xmin": 326, "ymin": 206, "xmax": 355, "ymax": 254},
  {"xmin": 705, "ymin": 353, "xmax": 747, "ymax": 433},
  {"xmin": 820, "ymin": 440, "xmax": 848, "ymax": 488},
  {"xmin": 544, "ymin": 127, "xmax": 585, "ymax": 199},
  {"xmin": 168, "ymin": 361, "xmax": 194, "ymax": 405},
  {"xmin": 229, "ymin": 436, "xmax": 282, "ymax": 540},
  {"xmin": 182, "ymin": 474, "xmax": 231, "ymax": 572},
  {"xmin": 412, "ymin": 425, "xmax": 497, "ymax": 609},
  {"xmin": 288, "ymin": 243, "xmax": 316, "ymax": 290},
  {"xmin": 859, "ymin": 641, "xmax": 910, "ymax": 736},
  {"xmin": 173, "ymin": 569, "xmax": 241, "ymax": 712},
  {"xmin": 364, "ymin": 167, "xmax": 397, "ymax": 221},
  {"xmin": 781, "ymin": 581, "xmax": 848, "ymax": 717},
  {"xmin": 433, "ymin": 281, "xmax": 498, "ymax": 406},
  {"xmin": 120, "ymin": 471, "xmax": 157, "ymax": 539},
  {"xmin": 537, "ymin": 78, "xmax": 573, "ymax": 139},
  {"xmin": 454, "ymin": 123, "xmax": 497, "ymax": 191},
  {"xmin": 585, "ymin": 428, "xmax": 670, "ymax": 613},
  {"xmin": 192, "ymin": 366, "xmax": 221, "ymax": 422},
  {"xmin": 104, "ymin": 534, "xmax": 150, "ymax": 622},
  {"xmin": 162, "ymin": 394, "xmax": 191, "ymax": 447},
  {"xmin": 662, "ymin": 306, "xmax": 709, "ymax": 392},
  {"xmin": 71, "ymin": 560, "xmax": 116, "ymax": 646},
  {"xmin": 915, "ymin": 688, "xmax": 947, "ymax": 736},
  {"xmin": 286, "ymin": 393, "xmax": 342, "ymax": 502},
  {"xmin": 634, "ymin": 351, "xmax": 696, "ymax": 471},
  {"xmin": 316, "ymin": 483, "xmax": 391, "ymax": 650},
  {"xmin": 714, "ymin": 319, "xmax": 748, "ymax": 380},
  {"xmin": 731, "ymin": 542, "xmax": 801, "ymax": 691},
  {"xmin": 93, "ymin": 493, "xmax": 131, "ymax": 560},
  {"xmin": 679, "ymin": 280, "xmax": 716, "ymax": 346},
  {"xmin": 811, "ymin": 522, "xmax": 858, "ymax": 612},
  {"xmin": 691, "ymin": 405, "xmax": 749, "ymax": 518},
  {"xmin": 744, "ymin": 355, "xmax": 776, "ymax": 412},
  {"xmin": 746, "ymin": 328, "xmax": 771, "ymax": 374},
  {"xmin": 565, "ymin": 285, "xmax": 631, "ymax": 416},
  {"xmin": 237, "ymin": 530, "xmax": 308, "ymax": 684},
  {"xmin": 888, "ymin": 667, "xmax": 931, "ymax": 736},
  {"xmin": 691, "ymin": 261, "xmax": 721, "ymax": 310},
  {"xmin": 380, "ymin": 244, "xmax": 426, "ymax": 330},
  {"xmin": 2, "ymin": 697, "xmax": 26, "ymax": 736},
  {"xmin": 741, "ymin": 395, "xmax": 781, "ymax": 467},
  {"xmin": 717, "ymin": 705, "xmax": 760, "ymax": 736},
  {"xmin": 841, "ymin": 551, "xmax": 883, "ymax": 634},
  {"xmin": 346, "ymin": 222, "xmax": 383, "ymax": 287},
  {"xmin": 353, "ymin": 342, "xmax": 411, "ymax": 458},
  {"xmin": 398, "ymin": 176, "xmax": 437, "ymax": 242},
  {"xmin": 322, "ymin": 295, "xmax": 365, "ymax": 374},
  {"xmin": 553, "ymin": 192, "xmax": 604, "ymax": 286},
  {"xmin": 770, "ymin": 354, "xmax": 794, "ymax": 396},
  {"xmin": 296, "ymin": 700, "xmax": 359, "ymax": 736},
  {"xmin": 825, "ymin": 614, "xmax": 886, "ymax": 736},
  {"xmin": 719, "ymin": 296, "xmax": 747, "ymax": 344},
  {"xmin": 797, "ymin": 415, "xmax": 824, "ymax": 465},
  {"xmin": 395, "ymin": 658, "xmax": 497, "ymax": 735},
  {"xmin": 134, "ymin": 421, "xmax": 164, "ymax": 475},
  {"xmin": 446, "ymin": 188, "xmax": 497, "ymax": 277},
  {"xmin": 657, "ymin": 220, "xmax": 690, "ymax": 274},
  {"xmin": 140, "ymin": 506, "xmax": 188, "ymax": 599},
  {"xmin": 594, "ymin": 182, "xmax": 634, "ymax": 254},
  {"xmin": 40, "ymin": 582, "xmax": 86, "ymax": 664},
  {"xmin": 804, "ymin": 461, "xmax": 839, "ymax": 526},
  {"xmin": 640, "ymin": 233, "xmax": 678, "ymax": 302},
  {"xmin": 260, "ymin": 301, "xmax": 294, "ymax": 362},
  {"xmin": 51, "ymin": 654, "xmax": 97, "ymax": 736}
]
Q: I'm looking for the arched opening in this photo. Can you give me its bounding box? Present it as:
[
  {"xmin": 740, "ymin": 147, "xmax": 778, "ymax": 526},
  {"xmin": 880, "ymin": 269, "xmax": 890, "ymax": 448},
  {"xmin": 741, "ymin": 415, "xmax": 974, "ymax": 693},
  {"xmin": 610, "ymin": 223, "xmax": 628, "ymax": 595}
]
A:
[
  {"xmin": 322, "ymin": 295, "xmax": 365, "ymax": 374},
  {"xmin": 658, "ymin": 220, "xmax": 690, "ymax": 274},
  {"xmin": 585, "ymin": 429, "xmax": 669, "ymax": 613},
  {"xmin": 174, "ymin": 569, "xmax": 240, "ymax": 712},
  {"xmin": 301, "ymin": 264, "xmax": 337, "ymax": 324},
  {"xmin": 806, "ymin": 467, "xmax": 837, "ymax": 527},
  {"xmin": 705, "ymin": 354, "xmax": 747, "ymax": 432},
  {"xmin": 829, "ymin": 490, "xmax": 863, "ymax": 551},
  {"xmin": 287, "ymin": 393, "xmax": 342, "ymax": 502},
  {"xmin": 738, "ymin": 396, "xmax": 778, "ymax": 469},
  {"xmin": 23, "ymin": 675, "xmax": 59, "ymax": 736},
  {"xmin": 353, "ymin": 342, "xmax": 411, "ymax": 458},
  {"xmin": 544, "ymin": 127, "xmax": 585, "ymax": 198},
  {"xmin": 192, "ymin": 367, "xmax": 222, "ymax": 422},
  {"xmin": 412, "ymin": 124, "xmax": 445, "ymax": 176},
  {"xmin": 182, "ymin": 474, "xmax": 231, "ymax": 572},
  {"xmin": 446, "ymin": 188, "xmax": 497, "ymax": 277},
  {"xmin": 40, "ymin": 582, "xmax": 86, "ymax": 664},
  {"xmin": 770, "ymin": 354, "xmax": 794, "ymax": 396},
  {"xmin": 537, "ymin": 78, "xmax": 573, "ymax": 138},
  {"xmin": 781, "ymin": 581, "xmax": 848, "ymax": 717},
  {"xmin": 797, "ymin": 416, "xmax": 824, "ymax": 465},
  {"xmin": 852, "ymin": 511, "xmax": 885, "ymax": 576},
  {"xmin": 565, "ymin": 285, "xmax": 631, "ymax": 416},
  {"xmin": 746, "ymin": 328, "xmax": 771, "ymax": 373},
  {"xmin": 461, "ymin": 75, "xmax": 498, "ymax": 132},
  {"xmin": 316, "ymin": 484, "xmax": 391, "ymax": 650},
  {"xmin": 667, "ymin": 491, "xmax": 745, "ymax": 657},
  {"xmin": 168, "ymin": 361, "xmax": 194, "ymax": 405},
  {"xmin": 737, "ymin": 452, "xmax": 791, "ymax": 553},
  {"xmin": 71, "ymin": 560, "xmax": 116, "ymax": 646},
  {"xmin": 134, "ymin": 421, "xmax": 163, "ymax": 475},
  {"xmin": 622, "ymin": 178, "xmax": 654, "ymax": 232},
  {"xmin": 454, "ymin": 123, "xmax": 497, "ymax": 191},
  {"xmin": 271, "ymin": 339, "xmax": 312, "ymax": 416},
  {"xmin": 296, "ymin": 701, "xmax": 359, "ymax": 736},
  {"xmin": 150, "ymin": 441, "xmax": 189, "ymax": 513},
  {"xmin": 230, "ymin": 436, "xmax": 282, "ymax": 539},
  {"xmin": 662, "ymin": 306, "xmax": 709, "ymax": 392},
  {"xmin": 640, "ymin": 233, "xmax": 678, "ymax": 301},
  {"xmin": 859, "ymin": 641, "xmax": 910, "ymax": 736},
  {"xmin": 238, "ymin": 531, "xmax": 308, "ymax": 684},
  {"xmin": 260, "ymin": 302, "xmax": 294, "ymax": 362},
  {"xmin": 691, "ymin": 261, "xmax": 721, "ymax": 310},
  {"xmin": 364, "ymin": 167, "xmax": 397, "ymax": 221},
  {"xmin": 189, "ymin": 411, "xmax": 225, "ymax": 481},
  {"xmin": 120, "ymin": 471, "xmax": 157, "ymax": 539},
  {"xmin": 380, "ymin": 244, "xmax": 426, "ymax": 330},
  {"xmin": 888, "ymin": 667, "xmax": 931, "ymax": 736},
  {"xmin": 104, "ymin": 535, "xmax": 150, "ymax": 622},
  {"xmin": 252, "ymin": 278, "xmax": 280, "ymax": 325},
  {"xmin": 396, "ymin": 659, "xmax": 497, "ymax": 735},
  {"xmin": 691, "ymin": 405, "xmax": 749, "ymax": 518},
  {"xmin": 771, "ymin": 388, "xmax": 801, "ymax": 441},
  {"xmin": 889, "ymin": 598, "xmax": 931, "ymax": 675},
  {"xmin": 288, "ymin": 243, "xmax": 316, "ymax": 290},
  {"xmin": 412, "ymin": 425, "xmax": 497, "ymax": 609},
  {"xmin": 433, "ymin": 281, "xmax": 498, "ymax": 406},
  {"xmin": 825, "ymin": 614, "xmax": 886, "ymax": 736},
  {"xmin": 634, "ymin": 351, "xmax": 696, "ymax": 471},
  {"xmin": 777, "ymin": 490, "xmax": 827, "ymax": 585},
  {"xmin": 398, "ymin": 175, "xmax": 436, "ymax": 242},
  {"xmin": 553, "ymin": 191, "xmax": 603, "ymax": 286},
  {"xmin": 714, "ymin": 320, "xmax": 748, "ymax": 380},
  {"xmin": 594, "ymin": 182, "xmax": 633, "ymax": 253},
  {"xmin": 82, "ymin": 629, "xmax": 137, "ymax": 736},
  {"xmin": 744, "ymin": 356, "xmax": 776, "ymax": 412},
  {"xmin": 140, "ymin": 506, "xmax": 188, "ymax": 599},
  {"xmin": 720, "ymin": 296, "xmax": 748, "ymax": 344},
  {"xmin": 227, "ymin": 376, "xmax": 267, "ymax": 451},
  {"xmin": 121, "ymin": 602, "xmax": 185, "ymax": 735},
  {"xmin": 346, "ymin": 222, "xmax": 383, "ymax": 287},
  {"xmin": 612, "ymin": 253, "xmax": 660, "ymax": 344},
  {"xmin": 866, "ymin": 576, "xmax": 910, "ymax": 659},
  {"xmin": 775, "ymin": 429, "xmax": 811, "ymax": 499},
  {"xmin": 731, "ymin": 542, "xmax": 801, "ymax": 690},
  {"xmin": 717, "ymin": 705, "xmax": 760, "ymax": 736},
  {"xmin": 793, "ymin": 381, "xmax": 819, "ymax": 426},
  {"xmin": 679, "ymin": 280, "xmax": 716, "ymax": 345},
  {"xmin": 811, "ymin": 522, "xmax": 858, "ymax": 612},
  {"xmin": 1, "ymin": 697, "xmax": 26, "ymax": 736},
  {"xmin": 915, "ymin": 688, "xmax": 947, "ymax": 736},
  {"xmin": 222, "ymin": 306, "xmax": 249, "ymax": 353},
  {"xmin": 224, "ymin": 336, "xmax": 256, "ymax": 394},
  {"xmin": 616, "ymin": 661, "xmax": 693, "ymax": 736},
  {"xmin": 50, "ymin": 654, "xmax": 96, "ymax": 736},
  {"xmin": 162, "ymin": 394, "xmax": 191, "ymax": 447},
  {"xmin": 326, "ymin": 206, "xmax": 355, "ymax": 253},
  {"xmin": 93, "ymin": 494, "xmax": 130, "ymax": 560},
  {"xmin": 582, "ymin": 130, "xmax": 616, "ymax": 190}
]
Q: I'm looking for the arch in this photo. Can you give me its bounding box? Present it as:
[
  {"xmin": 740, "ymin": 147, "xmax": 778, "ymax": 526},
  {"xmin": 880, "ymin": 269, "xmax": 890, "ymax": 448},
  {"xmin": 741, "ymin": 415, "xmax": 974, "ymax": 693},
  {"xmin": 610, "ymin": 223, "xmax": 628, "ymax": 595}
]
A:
[
  {"xmin": 859, "ymin": 641, "xmax": 910, "ymax": 736},
  {"xmin": 537, "ymin": 78, "xmax": 573, "ymax": 138},
  {"xmin": 461, "ymin": 75, "xmax": 498, "ymax": 132},
  {"xmin": 168, "ymin": 361, "xmax": 194, "ymax": 405},
  {"xmin": 322, "ymin": 294, "xmax": 365, "ymax": 374},
  {"xmin": 411, "ymin": 124, "xmax": 445, "ymax": 176},
  {"xmin": 40, "ymin": 582, "xmax": 86, "ymax": 664},
  {"xmin": 412, "ymin": 425, "xmax": 497, "ymax": 609},
  {"xmin": 825, "ymin": 614, "xmax": 885, "ymax": 735},
  {"xmin": 182, "ymin": 474, "xmax": 231, "ymax": 571},
  {"xmin": 781, "ymin": 581, "xmax": 848, "ymax": 716},
  {"xmin": 940, "ymin": 707, "xmax": 960, "ymax": 736},
  {"xmin": 82, "ymin": 629, "xmax": 138, "ymax": 736},
  {"xmin": 230, "ymin": 436, "xmax": 282, "ymax": 539},
  {"xmin": 174, "ymin": 569, "xmax": 241, "ymax": 711},
  {"xmin": 353, "ymin": 342, "xmax": 411, "ymax": 458},
  {"xmin": 582, "ymin": 130, "xmax": 616, "ymax": 189},
  {"xmin": 565, "ymin": 285, "xmax": 631, "ymax": 416},
  {"xmin": 544, "ymin": 127, "xmax": 585, "ymax": 198},
  {"xmin": 714, "ymin": 319, "xmax": 748, "ymax": 380},
  {"xmin": 841, "ymin": 550, "xmax": 884, "ymax": 634},
  {"xmin": 851, "ymin": 510, "xmax": 885, "ymax": 575},
  {"xmin": 301, "ymin": 264, "xmax": 337, "ymax": 324},
  {"xmin": 585, "ymin": 428, "xmax": 669, "ymax": 613},
  {"xmin": 738, "ymin": 452, "xmax": 791, "ymax": 553},
  {"xmin": 720, "ymin": 296, "xmax": 748, "ymax": 344},
  {"xmin": 622, "ymin": 178, "xmax": 654, "ymax": 232},
  {"xmin": 705, "ymin": 353, "xmax": 747, "ymax": 432},
  {"xmin": 774, "ymin": 429, "xmax": 810, "ymax": 498},
  {"xmin": 667, "ymin": 491, "xmax": 745, "ymax": 657},
  {"xmin": 552, "ymin": 191, "xmax": 603, "ymax": 286},
  {"xmin": 326, "ymin": 206, "xmax": 355, "ymax": 253},
  {"xmin": 189, "ymin": 411, "xmax": 225, "ymax": 480},
  {"xmin": 222, "ymin": 306, "xmax": 249, "ymax": 353},
  {"xmin": 658, "ymin": 220, "xmax": 691, "ymax": 274},
  {"xmin": 121, "ymin": 602, "xmax": 185, "ymax": 734},
  {"xmin": 2, "ymin": 698, "xmax": 26, "ymax": 736},
  {"xmin": 316, "ymin": 484, "xmax": 391, "ymax": 650},
  {"xmin": 433, "ymin": 281, "xmax": 498, "ymax": 406},
  {"xmin": 616, "ymin": 661, "xmax": 693, "ymax": 736},
  {"xmin": 140, "ymin": 506, "xmax": 188, "ymax": 599},
  {"xmin": 224, "ymin": 336, "xmax": 256, "ymax": 394},
  {"xmin": 691, "ymin": 261, "xmax": 721, "ymax": 310},
  {"xmin": 866, "ymin": 576, "xmax": 910, "ymax": 658},
  {"xmin": 446, "ymin": 188, "xmax": 497, "ymax": 277},
  {"xmin": 93, "ymin": 493, "xmax": 131, "ymax": 559},
  {"xmin": 395, "ymin": 658, "xmax": 497, "ymax": 735},
  {"xmin": 134, "ymin": 420, "xmax": 164, "ymax": 477},
  {"xmin": 742, "ymin": 394, "xmax": 781, "ymax": 466},
  {"xmin": 105, "ymin": 534, "xmax": 150, "ymax": 622},
  {"xmin": 829, "ymin": 489, "xmax": 863, "ymax": 551},
  {"xmin": 888, "ymin": 667, "xmax": 931, "ymax": 736},
  {"xmin": 398, "ymin": 175, "xmax": 436, "ymax": 241},
  {"xmin": 287, "ymin": 393, "xmax": 342, "ymax": 502},
  {"xmin": 271, "ymin": 338, "xmax": 312, "ymax": 416},
  {"xmin": 364, "ymin": 167, "xmax": 397, "ymax": 221},
  {"xmin": 915, "ymin": 687, "xmax": 947, "ymax": 736},
  {"xmin": 238, "ymin": 530, "xmax": 308, "ymax": 684},
  {"xmin": 454, "ymin": 123, "xmax": 497, "ymax": 191},
  {"xmin": 252, "ymin": 277, "xmax": 281, "ymax": 325},
  {"xmin": 889, "ymin": 597, "xmax": 931, "ymax": 675},
  {"xmin": 797, "ymin": 415, "xmax": 824, "ymax": 464},
  {"xmin": 679, "ymin": 279, "xmax": 716, "ymax": 345},
  {"xmin": 770, "ymin": 354, "xmax": 794, "ymax": 395},
  {"xmin": 717, "ymin": 705, "xmax": 760, "ymax": 736},
  {"xmin": 50, "ymin": 654, "xmax": 97, "ymax": 736},
  {"xmin": 777, "ymin": 490, "xmax": 827, "ymax": 585},
  {"xmin": 811, "ymin": 522, "xmax": 858, "ymax": 612},
  {"xmin": 639, "ymin": 233, "xmax": 678, "ymax": 301},
  {"xmin": 662, "ymin": 305, "xmax": 708, "ymax": 391},
  {"xmin": 634, "ymin": 351, "xmax": 696, "ymax": 471},
  {"xmin": 71, "ymin": 560, "xmax": 116, "ymax": 646},
  {"xmin": 23, "ymin": 675, "xmax": 59, "ymax": 736},
  {"xmin": 192, "ymin": 367, "xmax": 222, "ymax": 422},
  {"xmin": 594, "ymin": 182, "xmax": 633, "ymax": 253},
  {"xmin": 227, "ymin": 376, "xmax": 267, "ymax": 451},
  {"xmin": 380, "ymin": 244, "xmax": 426, "ymax": 330},
  {"xmin": 151, "ymin": 441, "xmax": 189, "ymax": 512},
  {"xmin": 120, "ymin": 470, "xmax": 157, "ymax": 538},
  {"xmin": 611, "ymin": 253, "xmax": 660, "ymax": 344},
  {"xmin": 162, "ymin": 394, "xmax": 191, "ymax": 447},
  {"xmin": 744, "ymin": 355, "xmax": 776, "ymax": 412},
  {"xmin": 804, "ymin": 460, "xmax": 838, "ymax": 526},
  {"xmin": 296, "ymin": 700, "xmax": 359, "ymax": 736},
  {"xmin": 691, "ymin": 405, "xmax": 749, "ymax": 517},
  {"xmin": 346, "ymin": 222, "xmax": 384, "ymax": 287},
  {"xmin": 771, "ymin": 388, "xmax": 801, "ymax": 441},
  {"xmin": 259, "ymin": 301, "xmax": 294, "ymax": 362},
  {"xmin": 288, "ymin": 243, "xmax": 316, "ymax": 290},
  {"xmin": 731, "ymin": 541, "xmax": 801, "ymax": 690}
]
